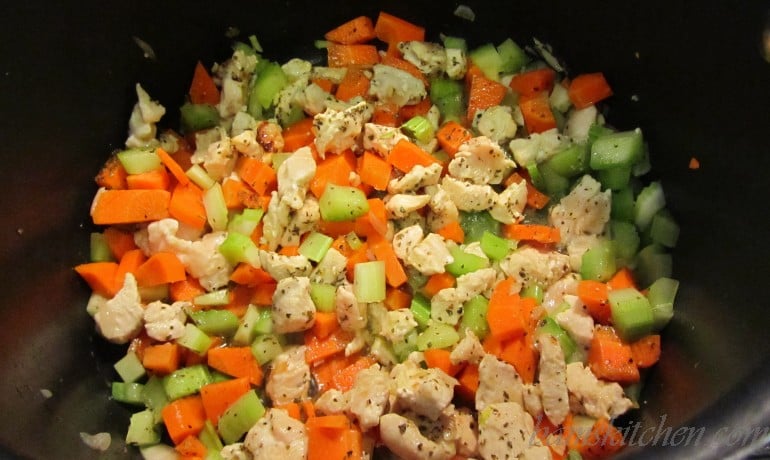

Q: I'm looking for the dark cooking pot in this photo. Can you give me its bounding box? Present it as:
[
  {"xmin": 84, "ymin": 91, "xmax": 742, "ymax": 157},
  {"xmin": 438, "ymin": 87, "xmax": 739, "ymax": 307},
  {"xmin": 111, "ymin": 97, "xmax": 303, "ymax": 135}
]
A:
[{"xmin": 1, "ymin": 0, "xmax": 769, "ymax": 458}]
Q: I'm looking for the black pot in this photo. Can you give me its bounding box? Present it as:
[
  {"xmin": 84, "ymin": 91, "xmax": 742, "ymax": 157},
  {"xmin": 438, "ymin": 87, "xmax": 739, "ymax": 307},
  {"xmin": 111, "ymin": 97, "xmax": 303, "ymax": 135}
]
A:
[{"xmin": 1, "ymin": 0, "xmax": 769, "ymax": 458}]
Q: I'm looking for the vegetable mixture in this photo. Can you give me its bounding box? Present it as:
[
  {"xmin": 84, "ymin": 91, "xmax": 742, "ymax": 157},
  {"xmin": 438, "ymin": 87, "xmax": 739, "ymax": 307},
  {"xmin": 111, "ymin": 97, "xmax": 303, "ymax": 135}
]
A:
[{"xmin": 77, "ymin": 11, "xmax": 680, "ymax": 460}]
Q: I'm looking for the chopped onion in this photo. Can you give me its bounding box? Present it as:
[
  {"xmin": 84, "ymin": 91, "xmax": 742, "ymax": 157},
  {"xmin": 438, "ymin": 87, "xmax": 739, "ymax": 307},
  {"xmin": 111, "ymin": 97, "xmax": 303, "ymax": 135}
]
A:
[
  {"xmin": 132, "ymin": 36, "xmax": 156, "ymax": 60},
  {"xmin": 453, "ymin": 5, "xmax": 476, "ymax": 22},
  {"xmin": 39, "ymin": 388, "xmax": 53, "ymax": 399},
  {"xmin": 532, "ymin": 38, "xmax": 564, "ymax": 73},
  {"xmin": 79, "ymin": 432, "xmax": 111, "ymax": 452}
]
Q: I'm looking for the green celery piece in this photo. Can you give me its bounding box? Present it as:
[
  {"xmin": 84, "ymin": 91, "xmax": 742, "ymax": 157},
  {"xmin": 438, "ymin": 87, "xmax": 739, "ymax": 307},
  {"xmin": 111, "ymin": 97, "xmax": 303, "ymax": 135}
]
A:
[
  {"xmin": 647, "ymin": 277, "xmax": 679, "ymax": 329},
  {"xmin": 635, "ymin": 243, "xmax": 672, "ymax": 288},
  {"xmin": 251, "ymin": 334, "xmax": 283, "ymax": 365},
  {"xmin": 253, "ymin": 62, "xmax": 288, "ymax": 110},
  {"xmin": 252, "ymin": 307, "xmax": 273, "ymax": 335},
  {"xmin": 497, "ymin": 38, "xmax": 529, "ymax": 74},
  {"xmin": 193, "ymin": 288, "xmax": 230, "ymax": 306},
  {"xmin": 117, "ymin": 148, "xmax": 161, "ymax": 174},
  {"xmin": 416, "ymin": 322, "xmax": 461, "ymax": 351},
  {"xmin": 125, "ymin": 409, "xmax": 160, "ymax": 446},
  {"xmin": 590, "ymin": 129, "xmax": 643, "ymax": 170},
  {"xmin": 479, "ymin": 230, "xmax": 515, "ymax": 261},
  {"xmin": 537, "ymin": 317, "xmax": 577, "ymax": 360},
  {"xmin": 610, "ymin": 220, "xmax": 640, "ymax": 266},
  {"xmin": 586, "ymin": 124, "xmax": 614, "ymax": 149},
  {"xmin": 219, "ymin": 232, "xmax": 260, "ymax": 267},
  {"xmin": 198, "ymin": 420, "xmax": 225, "ymax": 459},
  {"xmin": 228, "ymin": 208, "xmax": 264, "ymax": 235},
  {"xmin": 597, "ymin": 165, "xmax": 632, "ymax": 190},
  {"xmin": 401, "ymin": 115, "xmax": 435, "ymax": 144},
  {"xmin": 180, "ymin": 103, "xmax": 220, "ymax": 133},
  {"xmin": 345, "ymin": 232, "xmax": 363, "ymax": 250},
  {"xmin": 319, "ymin": 183, "xmax": 370, "ymax": 222},
  {"xmin": 353, "ymin": 261, "xmax": 386, "ymax": 303},
  {"xmin": 459, "ymin": 295, "xmax": 489, "ymax": 339},
  {"xmin": 608, "ymin": 288, "xmax": 654, "ymax": 342},
  {"xmin": 139, "ymin": 284, "xmax": 168, "ymax": 302},
  {"xmin": 634, "ymin": 182, "xmax": 666, "ymax": 231},
  {"xmin": 163, "ymin": 364, "xmax": 212, "ymax": 400},
  {"xmin": 526, "ymin": 162, "xmax": 545, "ymax": 190},
  {"xmin": 544, "ymin": 143, "xmax": 590, "ymax": 178},
  {"xmin": 633, "ymin": 146, "xmax": 652, "ymax": 177},
  {"xmin": 567, "ymin": 449, "xmax": 585, "ymax": 460},
  {"xmin": 446, "ymin": 245, "xmax": 489, "ymax": 276},
  {"xmin": 442, "ymin": 35, "xmax": 467, "ymax": 51},
  {"xmin": 580, "ymin": 239, "xmax": 616, "ymax": 282},
  {"xmin": 271, "ymin": 153, "xmax": 291, "ymax": 170},
  {"xmin": 210, "ymin": 370, "xmax": 232, "ymax": 383},
  {"xmin": 410, "ymin": 293, "xmax": 431, "ymax": 328},
  {"xmin": 298, "ymin": 232, "xmax": 334, "ymax": 262},
  {"xmin": 218, "ymin": 390, "xmax": 266, "ymax": 444},
  {"xmin": 314, "ymin": 39, "xmax": 329, "ymax": 50},
  {"xmin": 310, "ymin": 283, "xmax": 337, "ymax": 312},
  {"xmin": 249, "ymin": 35, "xmax": 263, "ymax": 53},
  {"xmin": 111, "ymin": 382, "xmax": 145, "ymax": 406},
  {"xmin": 190, "ymin": 309, "xmax": 240, "ymax": 337},
  {"xmin": 141, "ymin": 376, "xmax": 169, "ymax": 424},
  {"xmin": 650, "ymin": 209, "xmax": 680, "ymax": 248},
  {"xmin": 203, "ymin": 183, "xmax": 228, "ymax": 232},
  {"xmin": 186, "ymin": 164, "xmax": 216, "ymax": 190},
  {"xmin": 392, "ymin": 329, "xmax": 419, "ymax": 362},
  {"xmin": 538, "ymin": 162, "xmax": 570, "ymax": 196},
  {"xmin": 114, "ymin": 351, "xmax": 145, "ymax": 383},
  {"xmin": 177, "ymin": 323, "xmax": 213, "ymax": 355},
  {"xmin": 521, "ymin": 283, "xmax": 544, "ymax": 305},
  {"xmin": 233, "ymin": 305, "xmax": 261, "ymax": 346},
  {"xmin": 611, "ymin": 187, "xmax": 636, "ymax": 222},
  {"xmin": 469, "ymin": 43, "xmax": 503, "ymax": 80},
  {"xmin": 90, "ymin": 232, "xmax": 113, "ymax": 262},
  {"xmin": 624, "ymin": 380, "xmax": 643, "ymax": 406},
  {"xmin": 459, "ymin": 211, "xmax": 501, "ymax": 244},
  {"xmin": 370, "ymin": 336, "xmax": 398, "ymax": 366},
  {"xmin": 406, "ymin": 266, "xmax": 429, "ymax": 293},
  {"xmin": 430, "ymin": 77, "xmax": 464, "ymax": 122},
  {"xmin": 233, "ymin": 41, "xmax": 258, "ymax": 57}
]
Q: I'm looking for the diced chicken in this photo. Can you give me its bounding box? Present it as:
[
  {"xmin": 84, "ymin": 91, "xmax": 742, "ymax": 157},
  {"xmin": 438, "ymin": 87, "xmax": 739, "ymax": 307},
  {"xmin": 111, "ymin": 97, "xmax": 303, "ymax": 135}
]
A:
[
  {"xmin": 456, "ymin": 268, "xmax": 497, "ymax": 298},
  {"xmin": 508, "ymin": 128, "xmax": 565, "ymax": 167},
  {"xmin": 463, "ymin": 242, "xmax": 489, "ymax": 261},
  {"xmin": 368, "ymin": 64, "xmax": 427, "ymax": 107},
  {"xmin": 379, "ymin": 413, "xmax": 456, "ymax": 460},
  {"xmin": 310, "ymin": 66, "xmax": 348, "ymax": 84},
  {"xmin": 522, "ymin": 384, "xmax": 544, "ymax": 417},
  {"xmin": 450, "ymin": 330, "xmax": 485, "ymax": 365},
  {"xmin": 392, "ymin": 224, "xmax": 424, "ymax": 261},
  {"xmin": 244, "ymin": 408, "xmax": 308, "ymax": 460},
  {"xmin": 256, "ymin": 121, "xmax": 285, "ymax": 153},
  {"xmin": 555, "ymin": 295, "xmax": 595, "ymax": 348},
  {"xmin": 347, "ymin": 364, "xmax": 390, "ymax": 431},
  {"xmin": 259, "ymin": 250, "xmax": 312, "ymax": 280},
  {"xmin": 385, "ymin": 194, "xmax": 431, "ymax": 219},
  {"xmin": 125, "ymin": 84, "xmax": 166, "ymax": 148},
  {"xmin": 260, "ymin": 192, "xmax": 291, "ymax": 251},
  {"xmin": 314, "ymin": 389, "xmax": 349, "ymax": 415},
  {"xmin": 521, "ymin": 445, "xmax": 554, "ymax": 460},
  {"xmin": 445, "ymin": 47, "xmax": 467, "ymax": 80},
  {"xmin": 310, "ymin": 247, "xmax": 348, "ymax": 285},
  {"xmin": 277, "ymin": 146, "xmax": 315, "ymax": 210},
  {"xmin": 388, "ymin": 163, "xmax": 443, "ymax": 194},
  {"xmin": 408, "ymin": 233, "xmax": 453, "ymax": 276},
  {"xmin": 451, "ymin": 407, "xmax": 478, "ymax": 457},
  {"xmin": 273, "ymin": 75, "xmax": 309, "ymax": 127},
  {"xmin": 145, "ymin": 218, "xmax": 233, "ymax": 291},
  {"xmin": 362, "ymin": 123, "xmax": 410, "ymax": 157},
  {"xmin": 280, "ymin": 196, "xmax": 320, "ymax": 247},
  {"xmin": 565, "ymin": 105, "xmax": 598, "ymax": 144},
  {"xmin": 198, "ymin": 128, "xmax": 237, "ymax": 181},
  {"xmin": 549, "ymin": 175, "xmax": 611, "ymax": 246},
  {"xmin": 345, "ymin": 329, "xmax": 369, "ymax": 357},
  {"xmin": 380, "ymin": 310, "xmax": 418, "ymax": 344},
  {"xmin": 231, "ymin": 111, "xmax": 259, "ymax": 137},
  {"xmin": 477, "ymin": 402, "xmax": 536, "ymax": 460},
  {"xmin": 542, "ymin": 273, "xmax": 580, "ymax": 313},
  {"xmin": 313, "ymin": 100, "xmax": 373, "ymax": 156},
  {"xmin": 441, "ymin": 176, "xmax": 497, "ymax": 212},
  {"xmin": 476, "ymin": 106, "xmax": 517, "ymax": 143},
  {"xmin": 537, "ymin": 334, "xmax": 570, "ymax": 425},
  {"xmin": 448, "ymin": 136, "xmax": 515, "ymax": 185},
  {"xmin": 281, "ymin": 58, "xmax": 312, "ymax": 82},
  {"xmin": 427, "ymin": 186, "xmax": 460, "ymax": 232},
  {"xmin": 390, "ymin": 359, "xmax": 458, "ymax": 420},
  {"xmin": 216, "ymin": 50, "xmax": 258, "ymax": 119},
  {"xmin": 143, "ymin": 300, "xmax": 188, "ymax": 342},
  {"xmin": 431, "ymin": 268, "xmax": 497, "ymax": 325},
  {"xmin": 303, "ymin": 82, "xmax": 336, "ymax": 116},
  {"xmin": 476, "ymin": 354, "xmax": 524, "ymax": 411},
  {"xmin": 221, "ymin": 443, "xmax": 253, "ymax": 460},
  {"xmin": 86, "ymin": 292, "xmax": 108, "ymax": 317},
  {"xmin": 265, "ymin": 347, "xmax": 311, "ymax": 405},
  {"xmin": 192, "ymin": 128, "xmax": 221, "ymax": 167},
  {"xmin": 398, "ymin": 41, "xmax": 447, "ymax": 76},
  {"xmin": 335, "ymin": 283, "xmax": 368, "ymax": 331},
  {"xmin": 566, "ymin": 362, "xmax": 635, "ymax": 420},
  {"xmin": 271, "ymin": 277, "xmax": 316, "ymax": 334},
  {"xmin": 231, "ymin": 129, "xmax": 264, "ymax": 158},
  {"xmin": 94, "ymin": 273, "xmax": 144, "ymax": 344},
  {"xmin": 499, "ymin": 246, "xmax": 571, "ymax": 293},
  {"xmin": 489, "ymin": 180, "xmax": 528, "ymax": 224},
  {"xmin": 566, "ymin": 234, "xmax": 600, "ymax": 272}
]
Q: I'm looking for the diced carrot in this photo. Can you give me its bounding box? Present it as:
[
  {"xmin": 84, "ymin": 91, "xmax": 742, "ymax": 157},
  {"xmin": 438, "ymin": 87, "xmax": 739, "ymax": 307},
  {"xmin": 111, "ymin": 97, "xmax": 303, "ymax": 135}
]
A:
[
  {"xmin": 95, "ymin": 156, "xmax": 128, "ymax": 190},
  {"xmin": 387, "ymin": 139, "xmax": 440, "ymax": 173},
  {"xmin": 207, "ymin": 347, "xmax": 264, "ymax": 386},
  {"xmin": 486, "ymin": 278, "xmax": 529, "ymax": 342},
  {"xmin": 607, "ymin": 267, "xmax": 638, "ymax": 291},
  {"xmin": 398, "ymin": 97, "xmax": 432, "ymax": 120},
  {"xmin": 225, "ymin": 285, "xmax": 256, "ymax": 318},
  {"xmin": 126, "ymin": 167, "xmax": 171, "ymax": 191},
  {"xmin": 508, "ymin": 68, "xmax": 557, "ymax": 97},
  {"xmin": 311, "ymin": 77, "xmax": 335, "ymax": 94},
  {"xmin": 519, "ymin": 91, "xmax": 557, "ymax": 134},
  {"xmin": 327, "ymin": 43, "xmax": 380, "ymax": 68},
  {"xmin": 370, "ymin": 237, "xmax": 408, "ymax": 288},
  {"xmin": 588, "ymin": 326, "xmax": 640, "ymax": 384},
  {"xmin": 374, "ymin": 12, "xmax": 425, "ymax": 44},
  {"xmin": 276, "ymin": 402, "xmax": 302, "ymax": 421},
  {"xmin": 335, "ymin": 66, "xmax": 371, "ymax": 101},
  {"xmin": 467, "ymin": 74, "xmax": 508, "ymax": 122},
  {"xmin": 115, "ymin": 248, "xmax": 146, "ymax": 287},
  {"xmin": 371, "ymin": 101, "xmax": 400, "ymax": 127},
  {"xmin": 568, "ymin": 72, "xmax": 613, "ymax": 110},
  {"xmin": 345, "ymin": 242, "xmax": 371, "ymax": 281},
  {"xmin": 91, "ymin": 189, "xmax": 170, "ymax": 225},
  {"xmin": 330, "ymin": 235, "xmax": 353, "ymax": 257},
  {"xmin": 577, "ymin": 280, "xmax": 611, "ymax": 324},
  {"xmin": 74, "ymin": 262, "xmax": 119, "ymax": 297},
  {"xmin": 499, "ymin": 334, "xmax": 538, "ymax": 384},
  {"xmin": 236, "ymin": 157, "xmax": 277, "ymax": 195},
  {"xmin": 221, "ymin": 178, "xmax": 248, "ymax": 210},
  {"xmin": 189, "ymin": 61, "xmax": 220, "ymax": 105},
  {"xmin": 311, "ymin": 353, "xmax": 357, "ymax": 393},
  {"xmin": 422, "ymin": 272, "xmax": 456, "ymax": 297},
  {"xmin": 354, "ymin": 198, "xmax": 388, "ymax": 238},
  {"xmin": 424, "ymin": 348, "xmax": 464, "ymax": 377},
  {"xmin": 157, "ymin": 147, "xmax": 190, "ymax": 186},
  {"xmin": 310, "ymin": 151, "xmax": 355, "ymax": 199},
  {"xmin": 582, "ymin": 417, "xmax": 625, "ymax": 458},
  {"xmin": 384, "ymin": 287, "xmax": 412, "ymax": 311},
  {"xmin": 134, "ymin": 252, "xmax": 186, "ymax": 287},
  {"xmin": 380, "ymin": 53, "xmax": 428, "ymax": 86},
  {"xmin": 456, "ymin": 364, "xmax": 480, "ymax": 401},
  {"xmin": 332, "ymin": 356, "xmax": 377, "ymax": 392},
  {"xmin": 170, "ymin": 276, "xmax": 206, "ymax": 303},
  {"xmin": 689, "ymin": 157, "xmax": 701, "ymax": 170},
  {"xmin": 199, "ymin": 377, "xmax": 251, "ymax": 425},
  {"xmin": 278, "ymin": 245, "xmax": 300, "ymax": 257},
  {"xmin": 169, "ymin": 182, "xmax": 207, "ymax": 230},
  {"xmin": 318, "ymin": 219, "xmax": 357, "ymax": 238},
  {"xmin": 436, "ymin": 220, "xmax": 465, "ymax": 244},
  {"xmin": 304, "ymin": 327, "xmax": 355, "ymax": 365},
  {"xmin": 504, "ymin": 172, "xmax": 550, "ymax": 210},
  {"xmin": 358, "ymin": 151, "xmax": 392, "ymax": 191},
  {"xmin": 482, "ymin": 334, "xmax": 505, "ymax": 357},
  {"xmin": 142, "ymin": 342, "xmax": 181, "ymax": 375},
  {"xmin": 311, "ymin": 311, "xmax": 340, "ymax": 340},
  {"xmin": 162, "ymin": 395, "xmax": 207, "ymax": 445},
  {"xmin": 175, "ymin": 435, "xmax": 207, "ymax": 458},
  {"xmin": 230, "ymin": 264, "xmax": 273, "ymax": 287},
  {"xmin": 103, "ymin": 227, "xmax": 138, "ymax": 260},
  {"xmin": 307, "ymin": 415, "xmax": 363, "ymax": 460},
  {"xmin": 503, "ymin": 223, "xmax": 560, "ymax": 244},
  {"xmin": 436, "ymin": 121, "xmax": 472, "ymax": 156},
  {"xmin": 630, "ymin": 334, "xmax": 661, "ymax": 368},
  {"xmin": 282, "ymin": 117, "xmax": 316, "ymax": 152},
  {"xmin": 325, "ymin": 15, "xmax": 376, "ymax": 44},
  {"xmin": 251, "ymin": 282, "xmax": 277, "ymax": 306}
]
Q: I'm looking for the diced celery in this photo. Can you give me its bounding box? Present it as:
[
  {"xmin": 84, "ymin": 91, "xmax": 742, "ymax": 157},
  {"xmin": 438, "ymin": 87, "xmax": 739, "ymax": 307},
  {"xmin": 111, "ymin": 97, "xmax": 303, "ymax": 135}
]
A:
[
  {"xmin": 163, "ymin": 364, "xmax": 212, "ymax": 400},
  {"xmin": 233, "ymin": 305, "xmax": 262, "ymax": 346},
  {"xmin": 117, "ymin": 148, "xmax": 161, "ymax": 174},
  {"xmin": 567, "ymin": 450, "xmax": 584, "ymax": 460},
  {"xmin": 497, "ymin": 38, "xmax": 529, "ymax": 74},
  {"xmin": 112, "ymin": 381, "xmax": 145, "ymax": 406},
  {"xmin": 610, "ymin": 220, "xmax": 640, "ymax": 266},
  {"xmin": 354, "ymin": 261, "xmax": 386, "ymax": 303},
  {"xmin": 186, "ymin": 164, "xmax": 216, "ymax": 190},
  {"xmin": 125, "ymin": 409, "xmax": 160, "ymax": 446},
  {"xmin": 410, "ymin": 293, "xmax": 431, "ymax": 328},
  {"xmin": 314, "ymin": 39, "xmax": 329, "ymax": 49},
  {"xmin": 90, "ymin": 232, "xmax": 113, "ymax": 262},
  {"xmin": 233, "ymin": 41, "xmax": 258, "ymax": 57},
  {"xmin": 416, "ymin": 322, "xmax": 461, "ymax": 350},
  {"xmin": 180, "ymin": 102, "xmax": 220, "ymax": 133},
  {"xmin": 345, "ymin": 232, "xmax": 363, "ymax": 250},
  {"xmin": 459, "ymin": 295, "xmax": 489, "ymax": 339},
  {"xmin": 442, "ymin": 35, "xmax": 467, "ymax": 51},
  {"xmin": 190, "ymin": 309, "xmax": 240, "ymax": 337},
  {"xmin": 251, "ymin": 334, "xmax": 283, "ymax": 365},
  {"xmin": 479, "ymin": 230, "xmax": 515, "ymax": 261},
  {"xmin": 446, "ymin": 245, "xmax": 489, "ymax": 276},
  {"xmin": 218, "ymin": 390, "xmax": 266, "ymax": 444},
  {"xmin": 310, "ymin": 283, "xmax": 337, "ymax": 313},
  {"xmin": 228, "ymin": 208, "xmax": 264, "ymax": 236},
  {"xmin": 141, "ymin": 376, "xmax": 169, "ymax": 424},
  {"xmin": 611, "ymin": 187, "xmax": 636, "ymax": 223},
  {"xmin": 203, "ymin": 183, "xmax": 228, "ymax": 231},
  {"xmin": 253, "ymin": 307, "xmax": 273, "ymax": 335},
  {"xmin": 469, "ymin": 43, "xmax": 502, "ymax": 80},
  {"xmin": 597, "ymin": 165, "xmax": 632, "ymax": 190},
  {"xmin": 401, "ymin": 116, "xmax": 435, "ymax": 144},
  {"xmin": 549, "ymin": 81, "xmax": 572, "ymax": 113},
  {"xmin": 114, "ymin": 351, "xmax": 145, "ymax": 383},
  {"xmin": 544, "ymin": 143, "xmax": 589, "ymax": 178},
  {"xmin": 211, "ymin": 370, "xmax": 232, "ymax": 383},
  {"xmin": 635, "ymin": 243, "xmax": 672, "ymax": 288},
  {"xmin": 248, "ymin": 35, "xmax": 263, "ymax": 53},
  {"xmin": 219, "ymin": 232, "xmax": 260, "ymax": 267},
  {"xmin": 459, "ymin": 211, "xmax": 501, "ymax": 244},
  {"xmin": 253, "ymin": 62, "xmax": 288, "ymax": 110},
  {"xmin": 633, "ymin": 146, "xmax": 651, "ymax": 177},
  {"xmin": 589, "ymin": 129, "xmax": 644, "ymax": 170},
  {"xmin": 139, "ymin": 444, "xmax": 179, "ymax": 459},
  {"xmin": 647, "ymin": 277, "xmax": 679, "ymax": 330},
  {"xmin": 430, "ymin": 78, "xmax": 464, "ymax": 122},
  {"xmin": 525, "ymin": 162, "xmax": 545, "ymax": 190},
  {"xmin": 319, "ymin": 183, "xmax": 370, "ymax": 222},
  {"xmin": 609, "ymin": 288, "xmax": 654, "ymax": 342},
  {"xmin": 139, "ymin": 284, "xmax": 169, "ymax": 302},
  {"xmin": 586, "ymin": 123, "xmax": 613, "ymax": 149},
  {"xmin": 521, "ymin": 283, "xmax": 544, "ymax": 305},
  {"xmin": 193, "ymin": 288, "xmax": 230, "ymax": 306},
  {"xmin": 537, "ymin": 317, "xmax": 577, "ymax": 360},
  {"xmin": 407, "ymin": 266, "xmax": 429, "ymax": 293},
  {"xmin": 392, "ymin": 329, "xmax": 419, "ymax": 362},
  {"xmin": 634, "ymin": 181, "xmax": 666, "ymax": 231},
  {"xmin": 580, "ymin": 239, "xmax": 616, "ymax": 282},
  {"xmin": 271, "ymin": 153, "xmax": 291, "ymax": 170},
  {"xmin": 650, "ymin": 210, "xmax": 680, "ymax": 248},
  {"xmin": 198, "ymin": 420, "xmax": 225, "ymax": 459},
  {"xmin": 624, "ymin": 380, "xmax": 643, "ymax": 406},
  {"xmin": 177, "ymin": 323, "xmax": 213, "ymax": 355},
  {"xmin": 538, "ymin": 162, "xmax": 571, "ymax": 196},
  {"xmin": 299, "ymin": 232, "xmax": 334, "ymax": 262},
  {"xmin": 370, "ymin": 336, "xmax": 398, "ymax": 366}
]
